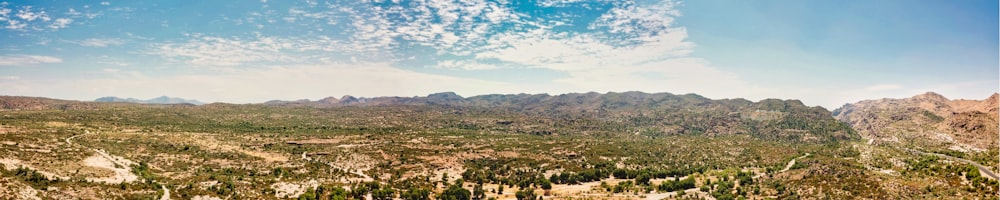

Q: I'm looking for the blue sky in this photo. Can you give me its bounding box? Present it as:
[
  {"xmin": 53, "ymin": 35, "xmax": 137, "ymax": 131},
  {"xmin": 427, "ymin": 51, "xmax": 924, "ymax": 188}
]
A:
[{"xmin": 0, "ymin": 0, "xmax": 996, "ymax": 108}]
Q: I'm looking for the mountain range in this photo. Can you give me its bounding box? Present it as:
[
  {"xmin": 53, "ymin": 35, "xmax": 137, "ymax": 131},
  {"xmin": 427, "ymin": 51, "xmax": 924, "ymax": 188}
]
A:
[
  {"xmin": 833, "ymin": 92, "xmax": 999, "ymax": 151},
  {"xmin": 3, "ymin": 91, "xmax": 997, "ymax": 147},
  {"xmin": 94, "ymin": 96, "xmax": 205, "ymax": 105}
]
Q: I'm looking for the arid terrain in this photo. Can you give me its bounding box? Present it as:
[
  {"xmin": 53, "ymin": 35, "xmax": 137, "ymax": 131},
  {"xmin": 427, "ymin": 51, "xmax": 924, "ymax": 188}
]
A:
[{"xmin": 0, "ymin": 92, "xmax": 996, "ymax": 199}]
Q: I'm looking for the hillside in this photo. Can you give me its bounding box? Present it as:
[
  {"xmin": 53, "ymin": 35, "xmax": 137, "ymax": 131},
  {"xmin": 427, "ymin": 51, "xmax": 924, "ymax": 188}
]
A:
[
  {"xmin": 1, "ymin": 92, "xmax": 996, "ymax": 199},
  {"xmin": 94, "ymin": 96, "xmax": 205, "ymax": 105},
  {"xmin": 833, "ymin": 92, "xmax": 999, "ymax": 151},
  {"xmin": 267, "ymin": 91, "xmax": 858, "ymax": 142}
]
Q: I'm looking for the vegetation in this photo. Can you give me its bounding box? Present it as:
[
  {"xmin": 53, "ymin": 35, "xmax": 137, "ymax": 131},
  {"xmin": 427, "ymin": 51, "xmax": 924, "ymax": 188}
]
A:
[{"xmin": 0, "ymin": 93, "xmax": 993, "ymax": 199}]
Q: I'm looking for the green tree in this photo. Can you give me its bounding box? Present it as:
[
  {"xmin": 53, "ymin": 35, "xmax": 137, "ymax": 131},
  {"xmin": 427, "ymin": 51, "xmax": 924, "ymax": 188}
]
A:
[
  {"xmin": 613, "ymin": 169, "xmax": 628, "ymax": 179},
  {"xmin": 298, "ymin": 187, "xmax": 317, "ymax": 200},
  {"xmin": 473, "ymin": 184, "xmax": 486, "ymax": 200},
  {"xmin": 321, "ymin": 186, "xmax": 349, "ymax": 200},
  {"xmin": 439, "ymin": 184, "xmax": 471, "ymax": 200},
  {"xmin": 539, "ymin": 178, "xmax": 552, "ymax": 190},
  {"xmin": 635, "ymin": 173, "xmax": 651, "ymax": 185},
  {"xmin": 372, "ymin": 188, "xmax": 395, "ymax": 200},
  {"xmin": 515, "ymin": 188, "xmax": 536, "ymax": 200},
  {"xmin": 401, "ymin": 187, "xmax": 430, "ymax": 200}
]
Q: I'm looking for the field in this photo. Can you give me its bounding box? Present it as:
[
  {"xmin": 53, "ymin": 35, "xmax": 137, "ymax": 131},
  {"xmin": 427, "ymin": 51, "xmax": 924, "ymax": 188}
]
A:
[{"xmin": 0, "ymin": 100, "xmax": 996, "ymax": 199}]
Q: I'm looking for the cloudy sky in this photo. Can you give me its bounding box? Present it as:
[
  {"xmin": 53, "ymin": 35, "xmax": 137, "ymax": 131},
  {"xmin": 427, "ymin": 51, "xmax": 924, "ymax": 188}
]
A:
[{"xmin": 0, "ymin": 0, "xmax": 996, "ymax": 108}]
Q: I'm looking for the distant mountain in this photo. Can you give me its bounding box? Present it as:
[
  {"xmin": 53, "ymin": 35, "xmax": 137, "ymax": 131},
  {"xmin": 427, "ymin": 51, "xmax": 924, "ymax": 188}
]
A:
[
  {"xmin": 266, "ymin": 91, "xmax": 858, "ymax": 143},
  {"xmin": 94, "ymin": 96, "xmax": 205, "ymax": 105},
  {"xmin": 833, "ymin": 92, "xmax": 999, "ymax": 151},
  {"xmin": 0, "ymin": 96, "xmax": 80, "ymax": 110}
]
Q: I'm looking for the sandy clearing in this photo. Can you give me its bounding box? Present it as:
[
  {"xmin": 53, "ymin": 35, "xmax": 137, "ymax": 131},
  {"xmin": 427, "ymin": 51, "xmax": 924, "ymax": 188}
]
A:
[
  {"xmin": 327, "ymin": 163, "xmax": 373, "ymax": 182},
  {"xmin": 180, "ymin": 133, "xmax": 288, "ymax": 162},
  {"xmin": 0, "ymin": 157, "xmax": 69, "ymax": 180},
  {"xmin": 82, "ymin": 151, "xmax": 138, "ymax": 184},
  {"xmin": 0, "ymin": 158, "xmax": 23, "ymax": 170},
  {"xmin": 645, "ymin": 188, "xmax": 715, "ymax": 200},
  {"xmin": 549, "ymin": 181, "xmax": 602, "ymax": 195},
  {"xmin": 336, "ymin": 144, "xmax": 369, "ymax": 148},
  {"xmin": 0, "ymin": 125, "xmax": 22, "ymax": 134},
  {"xmin": 191, "ymin": 195, "xmax": 222, "ymax": 200},
  {"xmin": 45, "ymin": 121, "xmax": 71, "ymax": 127},
  {"xmin": 285, "ymin": 136, "xmax": 360, "ymax": 145},
  {"xmin": 16, "ymin": 185, "xmax": 41, "ymax": 200},
  {"xmin": 271, "ymin": 180, "xmax": 319, "ymax": 198}
]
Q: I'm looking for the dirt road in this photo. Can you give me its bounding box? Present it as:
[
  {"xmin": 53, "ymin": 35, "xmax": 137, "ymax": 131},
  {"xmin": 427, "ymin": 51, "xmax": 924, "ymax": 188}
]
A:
[
  {"xmin": 65, "ymin": 130, "xmax": 171, "ymax": 200},
  {"xmin": 903, "ymin": 148, "xmax": 998, "ymax": 180},
  {"xmin": 781, "ymin": 153, "xmax": 811, "ymax": 172}
]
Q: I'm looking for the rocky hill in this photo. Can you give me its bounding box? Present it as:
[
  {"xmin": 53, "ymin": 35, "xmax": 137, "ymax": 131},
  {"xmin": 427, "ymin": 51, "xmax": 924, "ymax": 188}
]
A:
[
  {"xmin": 3, "ymin": 91, "xmax": 858, "ymax": 143},
  {"xmin": 94, "ymin": 96, "xmax": 204, "ymax": 105},
  {"xmin": 267, "ymin": 91, "xmax": 858, "ymax": 143},
  {"xmin": 0, "ymin": 96, "xmax": 77, "ymax": 110},
  {"xmin": 833, "ymin": 92, "xmax": 999, "ymax": 151}
]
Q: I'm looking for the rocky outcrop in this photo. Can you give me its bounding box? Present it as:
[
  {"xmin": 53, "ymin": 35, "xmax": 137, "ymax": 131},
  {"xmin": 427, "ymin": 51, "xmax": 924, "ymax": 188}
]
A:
[{"xmin": 833, "ymin": 92, "xmax": 999, "ymax": 151}]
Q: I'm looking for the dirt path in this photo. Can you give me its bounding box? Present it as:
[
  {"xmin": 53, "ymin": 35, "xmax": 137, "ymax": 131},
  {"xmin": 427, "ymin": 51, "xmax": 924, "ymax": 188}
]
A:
[
  {"xmin": 902, "ymin": 148, "xmax": 998, "ymax": 180},
  {"xmin": 64, "ymin": 130, "xmax": 170, "ymax": 199},
  {"xmin": 160, "ymin": 185, "xmax": 170, "ymax": 200},
  {"xmin": 780, "ymin": 153, "xmax": 810, "ymax": 172},
  {"xmin": 64, "ymin": 130, "xmax": 93, "ymax": 145}
]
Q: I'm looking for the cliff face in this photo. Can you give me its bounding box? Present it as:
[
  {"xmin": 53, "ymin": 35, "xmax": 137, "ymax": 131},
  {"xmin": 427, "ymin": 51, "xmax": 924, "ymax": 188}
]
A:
[{"xmin": 833, "ymin": 92, "xmax": 999, "ymax": 151}]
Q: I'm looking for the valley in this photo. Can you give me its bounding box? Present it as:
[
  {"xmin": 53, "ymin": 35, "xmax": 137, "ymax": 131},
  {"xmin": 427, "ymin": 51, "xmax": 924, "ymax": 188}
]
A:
[{"xmin": 0, "ymin": 91, "xmax": 996, "ymax": 199}]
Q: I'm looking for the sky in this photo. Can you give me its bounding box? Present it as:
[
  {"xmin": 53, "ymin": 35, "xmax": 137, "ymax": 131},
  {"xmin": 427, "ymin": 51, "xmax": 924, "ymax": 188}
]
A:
[{"xmin": 0, "ymin": 0, "xmax": 996, "ymax": 109}]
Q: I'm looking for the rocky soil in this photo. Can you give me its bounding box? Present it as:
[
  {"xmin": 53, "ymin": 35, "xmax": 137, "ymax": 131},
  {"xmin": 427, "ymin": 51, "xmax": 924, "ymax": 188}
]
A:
[{"xmin": 833, "ymin": 92, "xmax": 998, "ymax": 151}]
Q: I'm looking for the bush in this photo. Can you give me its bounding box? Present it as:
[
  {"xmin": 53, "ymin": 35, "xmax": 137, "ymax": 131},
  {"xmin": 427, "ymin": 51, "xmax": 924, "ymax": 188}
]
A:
[
  {"xmin": 658, "ymin": 176, "xmax": 696, "ymax": 192},
  {"xmin": 473, "ymin": 184, "xmax": 486, "ymax": 200},
  {"xmin": 372, "ymin": 188, "xmax": 395, "ymax": 200},
  {"xmin": 635, "ymin": 173, "xmax": 651, "ymax": 185},
  {"xmin": 401, "ymin": 187, "xmax": 430, "ymax": 200},
  {"xmin": 439, "ymin": 184, "xmax": 471, "ymax": 200},
  {"xmin": 317, "ymin": 185, "xmax": 349, "ymax": 200},
  {"xmin": 515, "ymin": 188, "xmax": 536, "ymax": 200}
]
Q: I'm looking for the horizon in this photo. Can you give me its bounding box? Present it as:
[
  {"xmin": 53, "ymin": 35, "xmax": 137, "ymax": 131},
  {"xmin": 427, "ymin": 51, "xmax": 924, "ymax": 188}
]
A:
[
  {"xmin": 76, "ymin": 90, "xmax": 1000, "ymax": 109},
  {"xmin": 1, "ymin": 0, "xmax": 997, "ymax": 109}
]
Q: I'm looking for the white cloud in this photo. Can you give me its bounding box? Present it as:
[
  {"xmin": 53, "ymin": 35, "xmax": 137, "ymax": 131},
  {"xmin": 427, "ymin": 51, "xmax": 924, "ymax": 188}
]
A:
[
  {"xmin": 48, "ymin": 18, "xmax": 71, "ymax": 29},
  {"xmin": 590, "ymin": 1, "xmax": 680, "ymax": 42},
  {"xmin": 151, "ymin": 36, "xmax": 293, "ymax": 66},
  {"xmin": 150, "ymin": 35, "xmax": 393, "ymax": 67},
  {"xmin": 97, "ymin": 61, "xmax": 129, "ymax": 66},
  {"xmin": 0, "ymin": 3, "xmax": 89, "ymax": 31},
  {"xmin": 0, "ymin": 54, "xmax": 62, "ymax": 66},
  {"xmin": 0, "ymin": 76, "xmax": 19, "ymax": 80},
  {"xmin": 432, "ymin": 60, "xmax": 499, "ymax": 70},
  {"xmin": 4, "ymin": 19, "xmax": 26, "ymax": 30},
  {"xmin": 415, "ymin": 0, "xmax": 754, "ymax": 99},
  {"xmin": 537, "ymin": 0, "xmax": 589, "ymax": 7},
  {"xmin": 100, "ymin": 2, "xmax": 111, "ymax": 6},
  {"xmin": 15, "ymin": 6, "xmax": 50, "ymax": 22},
  {"xmin": 102, "ymin": 68, "xmax": 120, "ymax": 73},
  {"xmin": 75, "ymin": 38, "xmax": 124, "ymax": 47},
  {"xmin": 336, "ymin": 0, "xmax": 519, "ymax": 55},
  {"xmin": 135, "ymin": 0, "xmax": 768, "ymax": 104},
  {"xmin": 65, "ymin": 8, "xmax": 81, "ymax": 16},
  {"xmin": 0, "ymin": 63, "xmax": 519, "ymax": 103}
]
